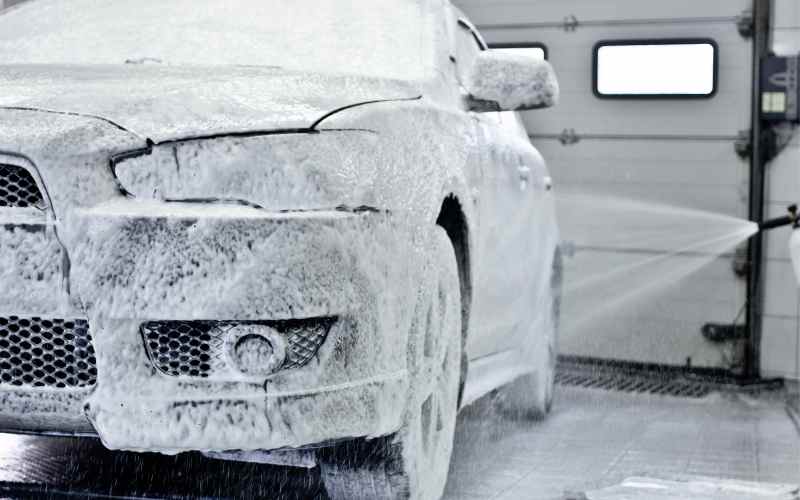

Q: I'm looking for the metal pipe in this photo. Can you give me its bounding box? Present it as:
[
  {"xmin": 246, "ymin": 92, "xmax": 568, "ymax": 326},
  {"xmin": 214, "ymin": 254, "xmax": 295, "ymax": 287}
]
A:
[{"xmin": 743, "ymin": 0, "xmax": 772, "ymax": 380}]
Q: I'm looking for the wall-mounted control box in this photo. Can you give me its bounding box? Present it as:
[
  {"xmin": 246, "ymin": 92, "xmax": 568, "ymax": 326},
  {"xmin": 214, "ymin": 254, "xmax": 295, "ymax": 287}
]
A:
[{"xmin": 761, "ymin": 55, "xmax": 799, "ymax": 123}]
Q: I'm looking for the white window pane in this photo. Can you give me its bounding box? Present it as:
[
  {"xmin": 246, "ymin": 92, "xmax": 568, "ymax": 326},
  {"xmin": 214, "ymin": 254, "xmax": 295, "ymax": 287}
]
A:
[
  {"xmin": 492, "ymin": 47, "xmax": 546, "ymax": 61},
  {"xmin": 596, "ymin": 42, "xmax": 716, "ymax": 97}
]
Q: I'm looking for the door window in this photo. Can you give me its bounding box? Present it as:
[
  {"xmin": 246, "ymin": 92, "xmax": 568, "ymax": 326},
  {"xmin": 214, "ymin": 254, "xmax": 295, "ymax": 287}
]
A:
[
  {"xmin": 489, "ymin": 42, "xmax": 547, "ymax": 61},
  {"xmin": 594, "ymin": 39, "xmax": 718, "ymax": 98}
]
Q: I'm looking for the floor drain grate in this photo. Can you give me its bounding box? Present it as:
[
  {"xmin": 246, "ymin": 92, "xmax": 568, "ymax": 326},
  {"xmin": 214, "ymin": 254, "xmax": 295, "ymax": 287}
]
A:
[
  {"xmin": 555, "ymin": 370, "xmax": 713, "ymax": 398},
  {"xmin": 555, "ymin": 356, "xmax": 784, "ymax": 399}
]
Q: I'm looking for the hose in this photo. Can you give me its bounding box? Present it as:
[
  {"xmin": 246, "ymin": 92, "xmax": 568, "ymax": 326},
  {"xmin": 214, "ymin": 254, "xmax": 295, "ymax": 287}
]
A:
[{"xmin": 759, "ymin": 204, "xmax": 798, "ymax": 231}]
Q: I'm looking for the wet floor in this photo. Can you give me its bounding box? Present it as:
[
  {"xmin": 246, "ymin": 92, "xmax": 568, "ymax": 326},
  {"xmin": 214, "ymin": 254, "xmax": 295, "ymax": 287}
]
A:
[
  {"xmin": 444, "ymin": 386, "xmax": 800, "ymax": 499},
  {"xmin": 0, "ymin": 385, "xmax": 797, "ymax": 499}
]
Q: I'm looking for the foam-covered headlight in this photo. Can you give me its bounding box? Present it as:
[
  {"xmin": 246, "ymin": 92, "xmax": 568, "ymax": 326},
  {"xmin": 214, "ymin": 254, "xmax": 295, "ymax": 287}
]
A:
[{"xmin": 112, "ymin": 131, "xmax": 380, "ymax": 211}]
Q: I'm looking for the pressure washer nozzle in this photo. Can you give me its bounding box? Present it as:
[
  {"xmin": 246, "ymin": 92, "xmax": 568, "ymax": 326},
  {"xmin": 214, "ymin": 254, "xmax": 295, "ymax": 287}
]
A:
[{"xmin": 759, "ymin": 204, "xmax": 799, "ymax": 231}]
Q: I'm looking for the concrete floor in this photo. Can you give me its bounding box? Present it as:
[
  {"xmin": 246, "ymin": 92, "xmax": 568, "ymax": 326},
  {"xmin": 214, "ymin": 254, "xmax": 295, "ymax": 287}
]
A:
[
  {"xmin": 444, "ymin": 386, "xmax": 800, "ymax": 500},
  {"xmin": 0, "ymin": 385, "xmax": 797, "ymax": 499}
]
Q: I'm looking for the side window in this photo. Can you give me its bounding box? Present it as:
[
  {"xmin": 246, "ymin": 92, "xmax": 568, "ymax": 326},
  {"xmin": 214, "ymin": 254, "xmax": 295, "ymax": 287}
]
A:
[
  {"xmin": 489, "ymin": 43, "xmax": 548, "ymax": 61},
  {"xmin": 454, "ymin": 24, "xmax": 482, "ymax": 85}
]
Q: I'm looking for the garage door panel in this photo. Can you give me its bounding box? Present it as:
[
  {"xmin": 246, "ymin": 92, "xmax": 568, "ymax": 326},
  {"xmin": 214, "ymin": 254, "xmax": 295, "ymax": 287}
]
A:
[
  {"xmin": 481, "ymin": 21, "xmax": 749, "ymax": 48},
  {"xmin": 524, "ymin": 108, "xmax": 745, "ymax": 138},
  {"xmin": 540, "ymin": 139, "xmax": 748, "ymax": 216},
  {"xmin": 497, "ymin": 23, "xmax": 751, "ymax": 135},
  {"xmin": 552, "ymin": 162, "xmax": 742, "ymax": 187},
  {"xmin": 457, "ymin": 0, "xmax": 750, "ymax": 27},
  {"xmin": 557, "ymin": 181, "xmax": 744, "ymax": 217},
  {"xmin": 563, "ymin": 252, "xmax": 742, "ymax": 304},
  {"xmin": 562, "ymin": 299, "xmax": 740, "ymax": 334},
  {"xmin": 486, "ymin": 24, "xmax": 750, "ymax": 74},
  {"xmin": 560, "ymin": 314, "xmax": 737, "ymax": 367},
  {"xmin": 536, "ymin": 139, "xmax": 740, "ymax": 163},
  {"xmin": 561, "ymin": 253, "xmax": 745, "ymax": 367},
  {"xmin": 535, "ymin": 141, "xmax": 747, "ymax": 187},
  {"xmin": 521, "ymin": 93, "xmax": 749, "ymax": 137},
  {"xmin": 479, "ymin": 19, "xmax": 750, "ymax": 135}
]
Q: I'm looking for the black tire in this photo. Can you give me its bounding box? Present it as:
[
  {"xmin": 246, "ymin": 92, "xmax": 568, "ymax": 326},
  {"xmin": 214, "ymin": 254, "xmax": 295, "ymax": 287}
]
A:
[{"xmin": 319, "ymin": 227, "xmax": 463, "ymax": 500}]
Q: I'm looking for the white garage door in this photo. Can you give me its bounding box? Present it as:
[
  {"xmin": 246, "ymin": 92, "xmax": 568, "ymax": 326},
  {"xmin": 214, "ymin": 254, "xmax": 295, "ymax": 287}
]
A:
[{"xmin": 457, "ymin": 0, "xmax": 754, "ymax": 368}]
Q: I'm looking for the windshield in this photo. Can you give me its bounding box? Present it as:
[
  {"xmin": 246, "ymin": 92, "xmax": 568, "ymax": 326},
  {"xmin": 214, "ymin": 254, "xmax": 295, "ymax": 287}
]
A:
[{"xmin": 0, "ymin": 0, "xmax": 427, "ymax": 79}]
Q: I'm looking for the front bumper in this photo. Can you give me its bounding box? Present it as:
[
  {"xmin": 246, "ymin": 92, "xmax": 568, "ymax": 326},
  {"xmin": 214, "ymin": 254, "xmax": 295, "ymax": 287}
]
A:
[{"xmin": 2, "ymin": 201, "xmax": 425, "ymax": 452}]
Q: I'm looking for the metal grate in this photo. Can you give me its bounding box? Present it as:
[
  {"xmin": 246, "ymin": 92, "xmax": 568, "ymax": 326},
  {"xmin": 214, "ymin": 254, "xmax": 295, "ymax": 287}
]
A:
[
  {"xmin": 555, "ymin": 370, "xmax": 713, "ymax": 398},
  {"xmin": 555, "ymin": 356, "xmax": 784, "ymax": 399},
  {"xmin": 141, "ymin": 319, "xmax": 334, "ymax": 378},
  {"xmin": 0, "ymin": 317, "xmax": 97, "ymax": 388},
  {"xmin": 0, "ymin": 164, "xmax": 44, "ymax": 208}
]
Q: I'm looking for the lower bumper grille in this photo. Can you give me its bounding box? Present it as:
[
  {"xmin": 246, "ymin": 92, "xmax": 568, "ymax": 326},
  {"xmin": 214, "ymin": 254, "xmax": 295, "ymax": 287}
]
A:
[
  {"xmin": 0, "ymin": 163, "xmax": 44, "ymax": 208},
  {"xmin": 0, "ymin": 316, "xmax": 98, "ymax": 389},
  {"xmin": 141, "ymin": 318, "xmax": 335, "ymax": 379}
]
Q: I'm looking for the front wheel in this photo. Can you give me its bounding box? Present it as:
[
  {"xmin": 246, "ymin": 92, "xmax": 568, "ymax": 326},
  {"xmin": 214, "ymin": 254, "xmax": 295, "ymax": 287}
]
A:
[{"xmin": 319, "ymin": 227, "xmax": 462, "ymax": 500}]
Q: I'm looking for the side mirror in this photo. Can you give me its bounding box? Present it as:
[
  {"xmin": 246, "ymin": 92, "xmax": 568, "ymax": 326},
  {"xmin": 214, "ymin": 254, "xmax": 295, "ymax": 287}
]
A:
[{"xmin": 465, "ymin": 51, "xmax": 559, "ymax": 112}]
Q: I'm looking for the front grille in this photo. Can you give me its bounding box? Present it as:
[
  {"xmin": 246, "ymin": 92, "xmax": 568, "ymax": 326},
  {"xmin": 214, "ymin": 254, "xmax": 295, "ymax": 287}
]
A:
[
  {"xmin": 0, "ymin": 317, "xmax": 97, "ymax": 388},
  {"xmin": 0, "ymin": 164, "xmax": 44, "ymax": 208},
  {"xmin": 141, "ymin": 318, "xmax": 335, "ymax": 379},
  {"xmin": 143, "ymin": 322, "xmax": 213, "ymax": 378}
]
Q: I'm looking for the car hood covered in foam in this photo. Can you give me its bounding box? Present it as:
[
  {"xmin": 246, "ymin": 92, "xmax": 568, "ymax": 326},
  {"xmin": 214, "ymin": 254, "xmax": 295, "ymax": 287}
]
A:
[{"xmin": 0, "ymin": 65, "xmax": 421, "ymax": 142}]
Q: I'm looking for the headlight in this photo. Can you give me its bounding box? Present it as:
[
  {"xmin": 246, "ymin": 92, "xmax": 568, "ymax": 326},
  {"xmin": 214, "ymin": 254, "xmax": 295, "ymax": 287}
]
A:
[{"xmin": 111, "ymin": 131, "xmax": 379, "ymax": 211}]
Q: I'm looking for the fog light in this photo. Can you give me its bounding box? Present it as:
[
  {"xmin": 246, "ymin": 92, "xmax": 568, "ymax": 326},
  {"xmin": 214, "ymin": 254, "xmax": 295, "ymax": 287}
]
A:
[{"xmin": 225, "ymin": 325, "xmax": 287, "ymax": 376}]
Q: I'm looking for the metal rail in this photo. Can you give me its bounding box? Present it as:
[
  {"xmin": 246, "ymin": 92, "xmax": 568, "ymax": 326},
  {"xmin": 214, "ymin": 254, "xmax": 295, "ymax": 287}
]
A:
[
  {"xmin": 743, "ymin": 0, "xmax": 772, "ymax": 379},
  {"xmin": 478, "ymin": 16, "xmax": 740, "ymax": 31}
]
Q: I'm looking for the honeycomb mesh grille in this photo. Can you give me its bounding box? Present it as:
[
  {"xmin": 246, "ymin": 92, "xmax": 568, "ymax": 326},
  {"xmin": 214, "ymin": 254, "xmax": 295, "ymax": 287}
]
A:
[
  {"xmin": 282, "ymin": 322, "xmax": 330, "ymax": 370},
  {"xmin": 141, "ymin": 319, "xmax": 334, "ymax": 379},
  {"xmin": 142, "ymin": 322, "xmax": 214, "ymax": 378},
  {"xmin": 0, "ymin": 164, "xmax": 44, "ymax": 208},
  {"xmin": 0, "ymin": 317, "xmax": 97, "ymax": 388}
]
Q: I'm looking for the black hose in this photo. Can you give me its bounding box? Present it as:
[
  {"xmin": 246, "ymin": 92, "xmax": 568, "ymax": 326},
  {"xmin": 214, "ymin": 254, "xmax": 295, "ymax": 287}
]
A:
[
  {"xmin": 759, "ymin": 215, "xmax": 796, "ymax": 231},
  {"xmin": 759, "ymin": 204, "xmax": 798, "ymax": 231}
]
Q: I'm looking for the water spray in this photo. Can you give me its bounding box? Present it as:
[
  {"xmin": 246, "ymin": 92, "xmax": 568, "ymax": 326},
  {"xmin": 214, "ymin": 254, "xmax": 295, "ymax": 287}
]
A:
[{"xmin": 704, "ymin": 204, "xmax": 799, "ymax": 344}]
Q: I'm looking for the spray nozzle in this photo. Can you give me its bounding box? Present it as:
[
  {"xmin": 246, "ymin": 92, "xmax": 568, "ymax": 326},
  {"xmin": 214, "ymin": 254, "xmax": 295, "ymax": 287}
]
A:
[{"xmin": 759, "ymin": 204, "xmax": 799, "ymax": 232}]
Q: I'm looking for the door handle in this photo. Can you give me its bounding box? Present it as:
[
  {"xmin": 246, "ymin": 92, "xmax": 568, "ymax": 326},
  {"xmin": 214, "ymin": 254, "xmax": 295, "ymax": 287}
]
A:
[{"xmin": 517, "ymin": 165, "xmax": 531, "ymax": 190}]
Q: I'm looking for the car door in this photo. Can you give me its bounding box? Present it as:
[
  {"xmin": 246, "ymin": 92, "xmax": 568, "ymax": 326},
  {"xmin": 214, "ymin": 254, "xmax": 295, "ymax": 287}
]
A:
[{"xmin": 452, "ymin": 18, "xmax": 547, "ymax": 359}]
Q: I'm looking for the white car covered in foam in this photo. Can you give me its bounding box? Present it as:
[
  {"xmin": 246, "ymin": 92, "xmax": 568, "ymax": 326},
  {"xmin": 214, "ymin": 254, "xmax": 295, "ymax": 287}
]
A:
[{"xmin": 0, "ymin": 0, "xmax": 561, "ymax": 498}]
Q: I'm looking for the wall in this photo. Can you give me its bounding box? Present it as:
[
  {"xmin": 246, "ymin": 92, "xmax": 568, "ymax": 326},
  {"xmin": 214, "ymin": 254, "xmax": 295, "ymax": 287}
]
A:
[{"xmin": 761, "ymin": 0, "xmax": 800, "ymax": 381}]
